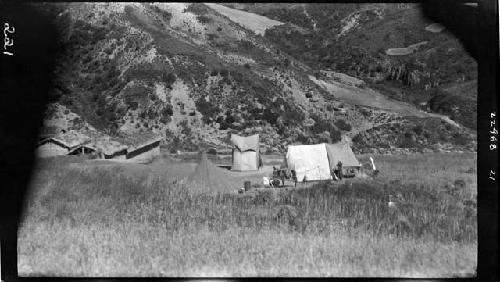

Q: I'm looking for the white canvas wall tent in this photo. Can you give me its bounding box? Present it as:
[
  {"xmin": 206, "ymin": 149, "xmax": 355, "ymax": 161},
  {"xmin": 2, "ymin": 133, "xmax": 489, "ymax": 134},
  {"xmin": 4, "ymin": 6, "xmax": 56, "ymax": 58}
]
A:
[
  {"xmin": 286, "ymin": 144, "xmax": 332, "ymax": 182},
  {"xmin": 285, "ymin": 142, "xmax": 361, "ymax": 182},
  {"xmin": 230, "ymin": 134, "xmax": 260, "ymax": 171}
]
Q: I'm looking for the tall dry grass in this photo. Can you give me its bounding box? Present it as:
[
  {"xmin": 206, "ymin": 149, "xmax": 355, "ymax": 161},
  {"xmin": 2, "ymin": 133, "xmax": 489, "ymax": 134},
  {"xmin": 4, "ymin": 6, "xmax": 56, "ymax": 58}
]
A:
[{"xmin": 19, "ymin": 153, "xmax": 477, "ymax": 277}]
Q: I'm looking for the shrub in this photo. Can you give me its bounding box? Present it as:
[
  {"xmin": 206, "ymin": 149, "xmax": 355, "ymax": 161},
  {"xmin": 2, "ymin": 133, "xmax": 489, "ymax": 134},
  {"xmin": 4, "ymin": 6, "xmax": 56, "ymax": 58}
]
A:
[
  {"xmin": 284, "ymin": 108, "xmax": 305, "ymax": 123},
  {"xmin": 179, "ymin": 120, "xmax": 191, "ymax": 136},
  {"xmin": 451, "ymin": 132, "xmax": 469, "ymax": 146},
  {"xmin": 239, "ymin": 40, "xmax": 254, "ymax": 51},
  {"xmin": 330, "ymin": 128, "xmax": 341, "ymax": 142},
  {"xmin": 283, "ymin": 58, "xmax": 291, "ymax": 67},
  {"xmin": 398, "ymin": 136, "xmax": 418, "ymax": 148},
  {"xmin": 129, "ymin": 101, "xmax": 139, "ymax": 111},
  {"xmin": 225, "ymin": 113, "xmax": 235, "ymax": 124},
  {"xmin": 207, "ymin": 33, "xmax": 218, "ymax": 41},
  {"xmin": 231, "ymin": 71, "xmax": 244, "ymax": 83},
  {"xmin": 310, "ymin": 115, "xmax": 341, "ymax": 143},
  {"xmin": 164, "ymin": 73, "xmax": 177, "ymax": 87},
  {"xmin": 413, "ymin": 124, "xmax": 424, "ymax": 135},
  {"xmin": 310, "ymin": 116, "xmax": 330, "ymax": 135},
  {"xmin": 163, "ymin": 105, "xmax": 173, "ymax": 117},
  {"xmin": 219, "ymin": 69, "xmax": 229, "ymax": 79},
  {"xmin": 352, "ymin": 134, "xmax": 364, "ymax": 144},
  {"xmin": 335, "ymin": 119, "xmax": 352, "ymax": 131},
  {"xmin": 219, "ymin": 121, "xmax": 230, "ymax": 130},
  {"xmin": 197, "ymin": 15, "xmax": 211, "ymax": 24},
  {"xmin": 216, "ymin": 116, "xmax": 225, "ymax": 124},
  {"xmin": 147, "ymin": 109, "xmax": 156, "ymax": 120},
  {"xmin": 159, "ymin": 114, "xmax": 171, "ymax": 124},
  {"xmin": 263, "ymin": 109, "xmax": 279, "ymax": 125}
]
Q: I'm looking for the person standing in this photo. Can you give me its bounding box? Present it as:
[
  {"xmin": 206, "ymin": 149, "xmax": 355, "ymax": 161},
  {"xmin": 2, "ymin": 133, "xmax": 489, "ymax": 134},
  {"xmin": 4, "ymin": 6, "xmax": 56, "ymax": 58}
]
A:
[
  {"xmin": 337, "ymin": 161, "xmax": 343, "ymax": 180},
  {"xmin": 291, "ymin": 170, "xmax": 297, "ymax": 187}
]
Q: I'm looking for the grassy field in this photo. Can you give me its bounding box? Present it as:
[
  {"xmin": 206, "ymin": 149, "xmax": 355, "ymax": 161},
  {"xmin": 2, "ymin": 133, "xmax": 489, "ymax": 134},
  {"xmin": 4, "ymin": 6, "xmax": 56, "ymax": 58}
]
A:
[{"xmin": 18, "ymin": 153, "xmax": 477, "ymax": 277}]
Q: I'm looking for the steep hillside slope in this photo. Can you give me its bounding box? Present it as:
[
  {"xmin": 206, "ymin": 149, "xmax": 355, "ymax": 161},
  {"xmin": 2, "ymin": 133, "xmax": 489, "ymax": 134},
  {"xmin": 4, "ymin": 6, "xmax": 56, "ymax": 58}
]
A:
[
  {"xmin": 37, "ymin": 3, "xmax": 475, "ymax": 154},
  {"xmin": 231, "ymin": 3, "xmax": 477, "ymax": 129}
]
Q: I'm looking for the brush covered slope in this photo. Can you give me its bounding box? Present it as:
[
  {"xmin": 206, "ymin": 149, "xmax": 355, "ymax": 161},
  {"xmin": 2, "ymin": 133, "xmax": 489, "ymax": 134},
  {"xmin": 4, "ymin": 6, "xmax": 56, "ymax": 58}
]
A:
[
  {"xmin": 232, "ymin": 3, "xmax": 477, "ymax": 129},
  {"xmin": 38, "ymin": 3, "xmax": 476, "ymax": 154}
]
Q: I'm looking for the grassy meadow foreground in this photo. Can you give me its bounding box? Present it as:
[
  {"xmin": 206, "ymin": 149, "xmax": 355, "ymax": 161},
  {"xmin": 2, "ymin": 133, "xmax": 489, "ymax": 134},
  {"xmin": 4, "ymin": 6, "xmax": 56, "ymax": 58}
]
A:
[{"xmin": 19, "ymin": 153, "xmax": 477, "ymax": 277}]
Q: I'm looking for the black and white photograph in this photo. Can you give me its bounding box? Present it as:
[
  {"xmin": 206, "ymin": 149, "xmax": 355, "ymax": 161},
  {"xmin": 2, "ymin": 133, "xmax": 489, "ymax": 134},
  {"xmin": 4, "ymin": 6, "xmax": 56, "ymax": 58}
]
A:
[{"xmin": 0, "ymin": 1, "xmax": 497, "ymax": 279}]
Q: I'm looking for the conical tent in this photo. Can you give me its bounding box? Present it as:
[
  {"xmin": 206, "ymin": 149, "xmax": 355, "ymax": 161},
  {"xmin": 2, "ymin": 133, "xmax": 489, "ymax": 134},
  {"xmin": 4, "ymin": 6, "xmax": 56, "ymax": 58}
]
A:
[{"xmin": 186, "ymin": 152, "xmax": 238, "ymax": 194}]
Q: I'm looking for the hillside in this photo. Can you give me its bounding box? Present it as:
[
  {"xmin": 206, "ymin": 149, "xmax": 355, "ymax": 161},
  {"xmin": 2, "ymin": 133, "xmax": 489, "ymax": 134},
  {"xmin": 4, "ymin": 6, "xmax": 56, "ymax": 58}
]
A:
[
  {"xmin": 230, "ymin": 3, "xmax": 477, "ymax": 129},
  {"xmin": 36, "ymin": 3, "xmax": 476, "ymax": 154}
]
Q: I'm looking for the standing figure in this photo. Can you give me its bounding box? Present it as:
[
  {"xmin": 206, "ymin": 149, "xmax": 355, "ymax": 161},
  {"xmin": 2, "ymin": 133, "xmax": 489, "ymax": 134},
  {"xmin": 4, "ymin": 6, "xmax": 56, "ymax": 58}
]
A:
[
  {"xmin": 331, "ymin": 167, "xmax": 339, "ymax": 181},
  {"xmin": 291, "ymin": 170, "xmax": 297, "ymax": 187},
  {"xmin": 337, "ymin": 161, "xmax": 343, "ymax": 180}
]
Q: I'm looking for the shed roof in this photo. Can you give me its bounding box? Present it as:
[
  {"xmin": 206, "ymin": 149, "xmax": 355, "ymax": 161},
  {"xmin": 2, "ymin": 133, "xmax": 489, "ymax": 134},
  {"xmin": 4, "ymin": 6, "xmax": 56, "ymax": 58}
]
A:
[
  {"xmin": 67, "ymin": 143, "xmax": 97, "ymax": 154},
  {"xmin": 38, "ymin": 137, "xmax": 71, "ymax": 148},
  {"xmin": 112, "ymin": 131, "xmax": 161, "ymax": 148},
  {"xmin": 230, "ymin": 134, "xmax": 259, "ymax": 152},
  {"xmin": 90, "ymin": 138, "xmax": 128, "ymax": 156}
]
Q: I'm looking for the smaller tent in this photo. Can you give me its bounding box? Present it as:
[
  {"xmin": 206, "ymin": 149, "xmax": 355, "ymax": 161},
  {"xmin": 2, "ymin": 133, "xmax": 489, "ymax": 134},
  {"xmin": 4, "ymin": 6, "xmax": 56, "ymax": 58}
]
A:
[
  {"xmin": 230, "ymin": 134, "xmax": 260, "ymax": 171},
  {"xmin": 325, "ymin": 142, "xmax": 361, "ymax": 169}
]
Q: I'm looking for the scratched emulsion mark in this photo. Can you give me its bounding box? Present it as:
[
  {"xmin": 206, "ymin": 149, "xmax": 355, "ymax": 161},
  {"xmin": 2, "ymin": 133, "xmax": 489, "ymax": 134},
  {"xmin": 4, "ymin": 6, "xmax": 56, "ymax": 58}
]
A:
[{"xmin": 3, "ymin": 22, "xmax": 15, "ymax": 56}]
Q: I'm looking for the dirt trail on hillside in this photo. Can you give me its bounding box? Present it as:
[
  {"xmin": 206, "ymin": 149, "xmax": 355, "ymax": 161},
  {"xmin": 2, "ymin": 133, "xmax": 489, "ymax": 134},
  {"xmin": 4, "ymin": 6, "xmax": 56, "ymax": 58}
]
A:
[
  {"xmin": 310, "ymin": 75, "xmax": 429, "ymax": 117},
  {"xmin": 309, "ymin": 76, "xmax": 462, "ymax": 131}
]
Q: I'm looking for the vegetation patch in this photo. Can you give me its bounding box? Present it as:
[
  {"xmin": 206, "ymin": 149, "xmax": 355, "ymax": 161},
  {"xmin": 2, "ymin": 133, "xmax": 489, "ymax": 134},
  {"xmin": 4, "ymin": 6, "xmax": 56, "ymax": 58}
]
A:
[{"xmin": 19, "ymin": 153, "xmax": 476, "ymax": 276}]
